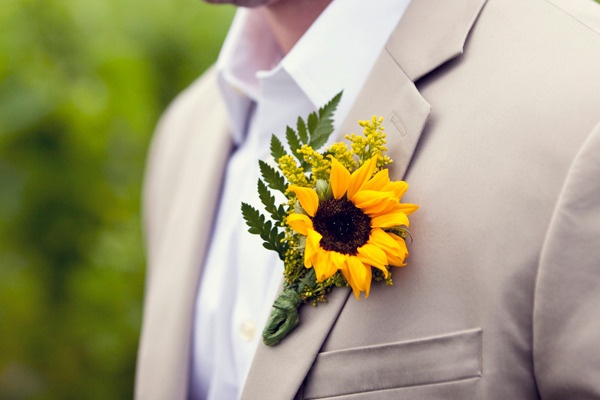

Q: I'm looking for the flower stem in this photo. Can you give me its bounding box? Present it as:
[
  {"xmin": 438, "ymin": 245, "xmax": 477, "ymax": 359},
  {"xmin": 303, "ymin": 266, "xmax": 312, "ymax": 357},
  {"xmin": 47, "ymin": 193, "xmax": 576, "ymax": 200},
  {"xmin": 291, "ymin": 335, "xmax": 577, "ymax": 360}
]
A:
[{"xmin": 262, "ymin": 287, "xmax": 303, "ymax": 346}]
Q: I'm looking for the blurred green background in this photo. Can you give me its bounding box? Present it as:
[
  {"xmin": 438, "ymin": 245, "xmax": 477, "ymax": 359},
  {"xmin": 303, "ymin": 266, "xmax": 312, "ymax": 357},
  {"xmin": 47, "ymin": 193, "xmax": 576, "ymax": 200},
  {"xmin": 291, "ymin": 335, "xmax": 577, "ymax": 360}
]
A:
[
  {"xmin": 2, "ymin": 0, "xmax": 600, "ymax": 399},
  {"xmin": 0, "ymin": 0, "xmax": 234, "ymax": 398}
]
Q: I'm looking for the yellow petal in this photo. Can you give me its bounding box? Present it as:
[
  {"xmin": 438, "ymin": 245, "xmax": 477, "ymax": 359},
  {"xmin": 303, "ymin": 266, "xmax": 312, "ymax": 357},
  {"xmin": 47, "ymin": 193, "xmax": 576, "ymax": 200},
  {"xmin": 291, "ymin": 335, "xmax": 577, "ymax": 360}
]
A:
[
  {"xmin": 329, "ymin": 251, "xmax": 347, "ymax": 271},
  {"xmin": 369, "ymin": 201, "xmax": 418, "ymax": 219},
  {"xmin": 352, "ymin": 190, "xmax": 398, "ymax": 216},
  {"xmin": 340, "ymin": 257, "xmax": 358, "ymax": 299},
  {"xmin": 339, "ymin": 267, "xmax": 356, "ymax": 299},
  {"xmin": 398, "ymin": 203, "xmax": 419, "ymax": 216},
  {"xmin": 362, "ymin": 169, "xmax": 391, "ymax": 192},
  {"xmin": 370, "ymin": 210, "xmax": 410, "ymax": 228},
  {"xmin": 349, "ymin": 258, "xmax": 368, "ymax": 285},
  {"xmin": 329, "ymin": 156, "xmax": 351, "ymax": 199},
  {"xmin": 315, "ymin": 250, "xmax": 345, "ymax": 282},
  {"xmin": 313, "ymin": 250, "xmax": 330, "ymax": 282},
  {"xmin": 368, "ymin": 228, "xmax": 407, "ymax": 267},
  {"xmin": 304, "ymin": 228, "xmax": 322, "ymax": 269},
  {"xmin": 345, "ymin": 256, "xmax": 370, "ymax": 299},
  {"xmin": 357, "ymin": 243, "xmax": 389, "ymax": 277},
  {"xmin": 289, "ymin": 185, "xmax": 319, "ymax": 217},
  {"xmin": 286, "ymin": 213, "xmax": 313, "ymax": 236},
  {"xmin": 387, "ymin": 232, "xmax": 409, "ymax": 260},
  {"xmin": 364, "ymin": 265, "xmax": 373, "ymax": 298},
  {"xmin": 347, "ymin": 156, "xmax": 378, "ymax": 200},
  {"xmin": 383, "ymin": 181, "xmax": 408, "ymax": 199}
]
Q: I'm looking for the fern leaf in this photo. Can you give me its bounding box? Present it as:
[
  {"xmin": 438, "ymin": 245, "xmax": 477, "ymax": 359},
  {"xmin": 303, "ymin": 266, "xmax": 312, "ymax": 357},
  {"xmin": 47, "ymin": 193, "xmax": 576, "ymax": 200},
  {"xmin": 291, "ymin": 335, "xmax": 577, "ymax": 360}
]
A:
[
  {"xmin": 241, "ymin": 202, "xmax": 267, "ymax": 235},
  {"xmin": 307, "ymin": 112, "xmax": 318, "ymax": 140},
  {"xmin": 259, "ymin": 160, "xmax": 287, "ymax": 193},
  {"xmin": 270, "ymin": 135, "xmax": 286, "ymax": 161},
  {"xmin": 309, "ymin": 91, "xmax": 343, "ymax": 150},
  {"xmin": 241, "ymin": 202, "xmax": 287, "ymax": 260},
  {"xmin": 286, "ymin": 126, "xmax": 303, "ymax": 163},
  {"xmin": 258, "ymin": 179, "xmax": 285, "ymax": 222},
  {"xmin": 296, "ymin": 116, "xmax": 308, "ymax": 144}
]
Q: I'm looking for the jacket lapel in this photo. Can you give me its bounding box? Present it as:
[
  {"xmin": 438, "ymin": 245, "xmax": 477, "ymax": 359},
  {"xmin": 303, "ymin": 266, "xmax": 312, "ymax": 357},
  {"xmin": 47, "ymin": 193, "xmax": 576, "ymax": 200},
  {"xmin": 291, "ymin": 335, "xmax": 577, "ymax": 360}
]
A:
[
  {"xmin": 242, "ymin": 0, "xmax": 487, "ymax": 398},
  {"xmin": 339, "ymin": 0, "xmax": 488, "ymax": 180}
]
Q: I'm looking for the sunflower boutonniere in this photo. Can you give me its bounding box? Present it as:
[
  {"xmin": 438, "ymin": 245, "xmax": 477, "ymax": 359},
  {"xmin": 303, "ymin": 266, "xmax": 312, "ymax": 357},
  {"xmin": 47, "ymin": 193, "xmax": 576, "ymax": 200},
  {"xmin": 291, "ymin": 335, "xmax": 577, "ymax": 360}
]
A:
[{"xmin": 241, "ymin": 92, "xmax": 418, "ymax": 346}]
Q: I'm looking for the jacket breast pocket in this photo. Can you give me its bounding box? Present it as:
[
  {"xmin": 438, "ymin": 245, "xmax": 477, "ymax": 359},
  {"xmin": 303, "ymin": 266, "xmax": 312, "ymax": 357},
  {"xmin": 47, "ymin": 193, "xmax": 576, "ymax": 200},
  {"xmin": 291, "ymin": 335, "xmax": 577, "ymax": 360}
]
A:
[{"xmin": 302, "ymin": 328, "xmax": 483, "ymax": 400}]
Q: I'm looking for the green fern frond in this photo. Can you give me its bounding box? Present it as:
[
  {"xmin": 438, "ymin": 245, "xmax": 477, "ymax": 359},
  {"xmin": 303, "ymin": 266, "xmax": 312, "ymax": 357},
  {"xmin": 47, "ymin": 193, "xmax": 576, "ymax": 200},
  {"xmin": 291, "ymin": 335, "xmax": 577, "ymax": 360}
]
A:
[
  {"xmin": 241, "ymin": 202, "xmax": 287, "ymax": 260},
  {"xmin": 257, "ymin": 179, "xmax": 286, "ymax": 222},
  {"xmin": 270, "ymin": 135, "xmax": 286, "ymax": 161},
  {"xmin": 286, "ymin": 126, "xmax": 303, "ymax": 164},
  {"xmin": 296, "ymin": 117, "xmax": 308, "ymax": 144},
  {"xmin": 259, "ymin": 160, "xmax": 287, "ymax": 194},
  {"xmin": 309, "ymin": 91, "xmax": 342, "ymax": 150}
]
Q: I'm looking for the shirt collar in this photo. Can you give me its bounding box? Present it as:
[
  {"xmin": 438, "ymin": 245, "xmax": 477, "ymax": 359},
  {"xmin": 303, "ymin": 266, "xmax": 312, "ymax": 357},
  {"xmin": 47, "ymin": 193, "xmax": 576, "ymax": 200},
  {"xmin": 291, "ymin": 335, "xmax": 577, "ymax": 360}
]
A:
[
  {"xmin": 281, "ymin": 0, "xmax": 411, "ymax": 115},
  {"xmin": 216, "ymin": 8, "xmax": 282, "ymax": 101},
  {"xmin": 216, "ymin": 0, "xmax": 411, "ymax": 143}
]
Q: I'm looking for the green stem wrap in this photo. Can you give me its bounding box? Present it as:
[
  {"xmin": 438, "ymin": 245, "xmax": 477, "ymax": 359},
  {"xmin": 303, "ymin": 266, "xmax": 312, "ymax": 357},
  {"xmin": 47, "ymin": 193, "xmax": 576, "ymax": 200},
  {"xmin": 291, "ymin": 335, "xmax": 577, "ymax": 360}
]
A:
[{"xmin": 262, "ymin": 287, "xmax": 303, "ymax": 346}]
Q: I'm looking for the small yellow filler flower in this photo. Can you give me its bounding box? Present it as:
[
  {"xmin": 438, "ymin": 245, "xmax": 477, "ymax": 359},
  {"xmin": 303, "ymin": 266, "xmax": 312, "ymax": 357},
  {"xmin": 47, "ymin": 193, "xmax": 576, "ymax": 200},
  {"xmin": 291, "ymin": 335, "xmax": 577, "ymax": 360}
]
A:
[{"xmin": 287, "ymin": 156, "xmax": 418, "ymax": 299}]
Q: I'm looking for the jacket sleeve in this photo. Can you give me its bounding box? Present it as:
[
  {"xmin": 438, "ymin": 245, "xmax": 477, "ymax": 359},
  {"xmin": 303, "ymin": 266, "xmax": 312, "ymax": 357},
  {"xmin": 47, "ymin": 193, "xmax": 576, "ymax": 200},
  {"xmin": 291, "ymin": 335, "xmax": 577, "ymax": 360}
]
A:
[{"xmin": 534, "ymin": 121, "xmax": 600, "ymax": 399}]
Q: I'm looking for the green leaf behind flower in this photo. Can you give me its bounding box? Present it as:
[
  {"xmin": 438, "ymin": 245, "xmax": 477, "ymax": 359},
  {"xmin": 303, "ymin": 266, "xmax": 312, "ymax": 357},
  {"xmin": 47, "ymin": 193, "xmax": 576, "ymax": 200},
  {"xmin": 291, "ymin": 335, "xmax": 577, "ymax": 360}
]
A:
[
  {"xmin": 286, "ymin": 126, "xmax": 303, "ymax": 164},
  {"xmin": 241, "ymin": 202, "xmax": 287, "ymax": 260},
  {"xmin": 257, "ymin": 179, "xmax": 286, "ymax": 223},
  {"xmin": 309, "ymin": 91, "xmax": 342, "ymax": 150},
  {"xmin": 276, "ymin": 91, "xmax": 343, "ymax": 167},
  {"xmin": 270, "ymin": 135, "xmax": 286, "ymax": 161},
  {"xmin": 296, "ymin": 117, "xmax": 308, "ymax": 144},
  {"xmin": 259, "ymin": 160, "xmax": 287, "ymax": 194}
]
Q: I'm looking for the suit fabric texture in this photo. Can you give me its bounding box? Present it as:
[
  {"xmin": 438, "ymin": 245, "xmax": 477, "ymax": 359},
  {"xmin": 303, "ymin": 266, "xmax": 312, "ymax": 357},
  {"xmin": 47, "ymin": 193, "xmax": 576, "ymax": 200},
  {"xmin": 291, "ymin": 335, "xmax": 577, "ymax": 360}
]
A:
[{"xmin": 135, "ymin": 0, "xmax": 600, "ymax": 398}]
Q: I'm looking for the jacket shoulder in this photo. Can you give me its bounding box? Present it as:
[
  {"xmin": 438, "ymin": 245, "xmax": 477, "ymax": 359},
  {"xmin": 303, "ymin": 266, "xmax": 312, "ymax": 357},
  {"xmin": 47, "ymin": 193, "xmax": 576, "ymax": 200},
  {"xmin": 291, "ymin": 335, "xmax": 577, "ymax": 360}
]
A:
[
  {"xmin": 155, "ymin": 66, "xmax": 224, "ymax": 141},
  {"xmin": 142, "ymin": 67, "xmax": 227, "ymax": 249}
]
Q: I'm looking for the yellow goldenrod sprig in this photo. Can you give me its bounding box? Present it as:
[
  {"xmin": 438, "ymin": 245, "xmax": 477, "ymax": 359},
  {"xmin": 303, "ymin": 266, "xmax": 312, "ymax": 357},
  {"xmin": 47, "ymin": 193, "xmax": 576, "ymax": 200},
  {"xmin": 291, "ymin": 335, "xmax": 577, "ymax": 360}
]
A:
[
  {"xmin": 346, "ymin": 116, "xmax": 392, "ymax": 169},
  {"xmin": 279, "ymin": 154, "xmax": 309, "ymax": 189}
]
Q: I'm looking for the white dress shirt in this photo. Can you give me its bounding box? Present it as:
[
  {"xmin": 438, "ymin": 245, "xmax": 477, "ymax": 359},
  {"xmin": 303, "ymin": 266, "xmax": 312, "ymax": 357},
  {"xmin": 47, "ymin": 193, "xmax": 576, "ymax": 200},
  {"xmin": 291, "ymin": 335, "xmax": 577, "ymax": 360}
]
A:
[{"xmin": 189, "ymin": 1, "xmax": 411, "ymax": 398}]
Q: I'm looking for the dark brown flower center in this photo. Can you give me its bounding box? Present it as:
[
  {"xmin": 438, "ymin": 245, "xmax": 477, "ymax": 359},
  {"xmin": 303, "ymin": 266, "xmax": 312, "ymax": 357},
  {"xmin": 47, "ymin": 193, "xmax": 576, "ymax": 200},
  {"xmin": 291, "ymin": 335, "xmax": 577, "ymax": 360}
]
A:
[{"xmin": 312, "ymin": 198, "xmax": 371, "ymax": 255}]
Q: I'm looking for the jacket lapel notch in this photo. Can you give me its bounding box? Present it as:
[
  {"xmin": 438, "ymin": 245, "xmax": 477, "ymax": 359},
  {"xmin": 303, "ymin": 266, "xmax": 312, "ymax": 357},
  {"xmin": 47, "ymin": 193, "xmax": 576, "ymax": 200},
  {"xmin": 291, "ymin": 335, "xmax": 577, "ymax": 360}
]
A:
[
  {"xmin": 338, "ymin": 49, "xmax": 431, "ymax": 180},
  {"xmin": 336, "ymin": 0, "xmax": 489, "ymax": 181},
  {"xmin": 387, "ymin": 0, "xmax": 488, "ymax": 82}
]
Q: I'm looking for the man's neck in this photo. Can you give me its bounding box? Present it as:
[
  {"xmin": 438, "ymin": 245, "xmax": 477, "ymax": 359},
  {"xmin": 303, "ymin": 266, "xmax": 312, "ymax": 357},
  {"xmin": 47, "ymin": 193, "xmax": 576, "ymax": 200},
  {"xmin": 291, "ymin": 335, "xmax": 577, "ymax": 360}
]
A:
[{"xmin": 263, "ymin": 0, "xmax": 332, "ymax": 54}]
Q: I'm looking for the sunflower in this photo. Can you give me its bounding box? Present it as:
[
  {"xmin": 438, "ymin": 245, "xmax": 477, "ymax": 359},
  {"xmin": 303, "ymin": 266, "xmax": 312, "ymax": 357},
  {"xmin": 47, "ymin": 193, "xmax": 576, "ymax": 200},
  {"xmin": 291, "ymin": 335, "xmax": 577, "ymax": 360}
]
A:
[{"xmin": 287, "ymin": 156, "xmax": 418, "ymax": 299}]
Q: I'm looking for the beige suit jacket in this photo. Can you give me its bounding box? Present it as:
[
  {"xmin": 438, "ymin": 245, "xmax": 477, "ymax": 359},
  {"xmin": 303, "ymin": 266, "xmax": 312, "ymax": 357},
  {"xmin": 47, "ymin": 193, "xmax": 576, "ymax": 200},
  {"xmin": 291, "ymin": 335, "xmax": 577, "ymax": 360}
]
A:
[{"xmin": 135, "ymin": 0, "xmax": 600, "ymax": 398}]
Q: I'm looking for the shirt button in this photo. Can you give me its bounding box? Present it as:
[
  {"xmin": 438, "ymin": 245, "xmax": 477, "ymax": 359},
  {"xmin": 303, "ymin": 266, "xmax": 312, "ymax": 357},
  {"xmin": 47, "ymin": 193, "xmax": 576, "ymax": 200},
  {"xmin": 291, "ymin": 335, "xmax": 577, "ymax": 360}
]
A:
[{"xmin": 239, "ymin": 319, "xmax": 256, "ymax": 342}]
